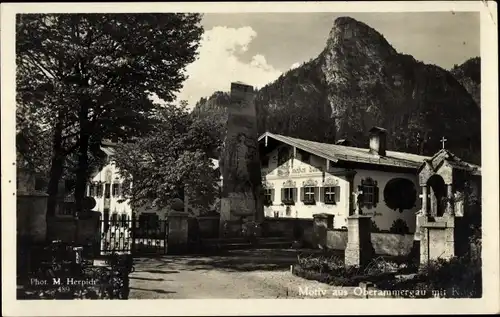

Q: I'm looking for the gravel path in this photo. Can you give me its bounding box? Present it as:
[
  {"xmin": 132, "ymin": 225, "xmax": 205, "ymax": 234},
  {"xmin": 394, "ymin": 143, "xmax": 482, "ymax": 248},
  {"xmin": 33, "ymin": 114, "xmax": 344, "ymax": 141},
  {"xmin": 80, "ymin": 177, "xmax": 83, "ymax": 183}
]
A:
[{"xmin": 129, "ymin": 249, "xmax": 360, "ymax": 299}]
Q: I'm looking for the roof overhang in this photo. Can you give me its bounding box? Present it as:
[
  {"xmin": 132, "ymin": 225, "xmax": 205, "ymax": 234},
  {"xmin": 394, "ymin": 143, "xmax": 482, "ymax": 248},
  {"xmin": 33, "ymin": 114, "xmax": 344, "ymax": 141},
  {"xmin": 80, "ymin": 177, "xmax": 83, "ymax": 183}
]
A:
[{"xmin": 258, "ymin": 132, "xmax": 339, "ymax": 163}]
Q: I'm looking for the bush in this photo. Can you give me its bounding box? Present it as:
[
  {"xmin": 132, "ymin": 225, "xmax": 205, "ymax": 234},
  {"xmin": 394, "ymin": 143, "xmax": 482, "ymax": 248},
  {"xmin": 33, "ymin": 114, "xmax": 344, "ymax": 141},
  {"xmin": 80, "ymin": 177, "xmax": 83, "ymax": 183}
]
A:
[
  {"xmin": 293, "ymin": 254, "xmax": 408, "ymax": 287},
  {"xmin": 370, "ymin": 220, "xmax": 381, "ymax": 233},
  {"xmin": 377, "ymin": 254, "xmax": 481, "ymax": 298},
  {"xmin": 389, "ymin": 219, "xmax": 410, "ymax": 235}
]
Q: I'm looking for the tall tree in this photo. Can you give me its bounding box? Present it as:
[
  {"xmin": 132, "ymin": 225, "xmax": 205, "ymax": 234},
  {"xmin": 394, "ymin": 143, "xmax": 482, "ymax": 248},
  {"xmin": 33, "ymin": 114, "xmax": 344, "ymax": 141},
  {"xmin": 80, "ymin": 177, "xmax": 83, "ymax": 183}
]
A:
[
  {"xmin": 114, "ymin": 103, "xmax": 222, "ymax": 212},
  {"xmin": 16, "ymin": 13, "xmax": 204, "ymax": 216}
]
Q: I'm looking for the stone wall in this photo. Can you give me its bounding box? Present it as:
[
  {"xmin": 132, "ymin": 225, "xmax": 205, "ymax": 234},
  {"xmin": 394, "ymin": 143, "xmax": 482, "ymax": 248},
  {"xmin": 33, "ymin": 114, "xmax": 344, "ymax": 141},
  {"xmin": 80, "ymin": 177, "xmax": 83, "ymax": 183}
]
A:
[
  {"xmin": 325, "ymin": 229, "xmax": 414, "ymax": 257},
  {"xmin": 196, "ymin": 216, "xmax": 220, "ymax": 238},
  {"xmin": 262, "ymin": 217, "xmax": 314, "ymax": 245},
  {"xmin": 17, "ymin": 194, "xmax": 48, "ymax": 243},
  {"xmin": 46, "ymin": 212, "xmax": 101, "ymax": 247}
]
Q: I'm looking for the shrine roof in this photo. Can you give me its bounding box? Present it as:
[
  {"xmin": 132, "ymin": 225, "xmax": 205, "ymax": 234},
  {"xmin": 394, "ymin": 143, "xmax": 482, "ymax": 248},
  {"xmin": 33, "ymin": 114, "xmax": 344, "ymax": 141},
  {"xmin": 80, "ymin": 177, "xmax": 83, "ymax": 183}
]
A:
[
  {"xmin": 259, "ymin": 132, "xmax": 433, "ymax": 169},
  {"xmin": 421, "ymin": 149, "xmax": 481, "ymax": 176}
]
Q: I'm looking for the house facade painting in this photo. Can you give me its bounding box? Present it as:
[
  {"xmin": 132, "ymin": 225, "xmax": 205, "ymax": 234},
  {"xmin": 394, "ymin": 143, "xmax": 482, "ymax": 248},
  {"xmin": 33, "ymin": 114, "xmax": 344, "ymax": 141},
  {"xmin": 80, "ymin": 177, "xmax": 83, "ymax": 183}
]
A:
[{"xmin": 257, "ymin": 128, "xmax": 436, "ymax": 233}]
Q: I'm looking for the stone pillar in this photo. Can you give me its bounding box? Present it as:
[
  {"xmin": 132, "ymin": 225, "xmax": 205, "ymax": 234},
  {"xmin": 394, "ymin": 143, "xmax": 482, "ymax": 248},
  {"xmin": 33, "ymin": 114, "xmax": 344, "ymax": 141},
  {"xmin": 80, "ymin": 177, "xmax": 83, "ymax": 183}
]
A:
[
  {"xmin": 312, "ymin": 213, "xmax": 334, "ymax": 249},
  {"xmin": 420, "ymin": 215, "xmax": 456, "ymax": 266},
  {"xmin": 421, "ymin": 186, "xmax": 428, "ymax": 216},
  {"xmin": 344, "ymin": 214, "xmax": 374, "ymax": 267},
  {"xmin": 446, "ymin": 184, "xmax": 454, "ymax": 216},
  {"xmin": 220, "ymin": 82, "xmax": 263, "ymax": 236},
  {"xmin": 167, "ymin": 211, "xmax": 189, "ymax": 254}
]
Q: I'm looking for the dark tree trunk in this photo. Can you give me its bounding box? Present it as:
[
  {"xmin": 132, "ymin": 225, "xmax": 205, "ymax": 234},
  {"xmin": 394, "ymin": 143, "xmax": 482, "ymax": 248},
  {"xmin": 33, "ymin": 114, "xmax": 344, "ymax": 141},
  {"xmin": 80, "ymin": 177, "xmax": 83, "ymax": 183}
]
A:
[
  {"xmin": 74, "ymin": 102, "xmax": 90, "ymax": 215},
  {"xmin": 46, "ymin": 111, "xmax": 65, "ymax": 219}
]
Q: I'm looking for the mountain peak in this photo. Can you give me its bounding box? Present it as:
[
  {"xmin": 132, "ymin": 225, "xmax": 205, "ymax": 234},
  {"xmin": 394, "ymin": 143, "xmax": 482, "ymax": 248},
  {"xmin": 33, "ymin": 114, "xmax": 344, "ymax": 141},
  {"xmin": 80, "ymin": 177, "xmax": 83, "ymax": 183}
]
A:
[
  {"xmin": 193, "ymin": 16, "xmax": 481, "ymax": 164},
  {"xmin": 324, "ymin": 17, "xmax": 397, "ymax": 61}
]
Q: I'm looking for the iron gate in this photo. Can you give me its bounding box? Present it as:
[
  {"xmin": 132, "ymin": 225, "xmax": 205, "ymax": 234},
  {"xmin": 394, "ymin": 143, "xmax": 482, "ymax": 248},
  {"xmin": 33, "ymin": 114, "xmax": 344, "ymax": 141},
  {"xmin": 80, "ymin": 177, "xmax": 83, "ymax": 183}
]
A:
[{"xmin": 99, "ymin": 216, "xmax": 169, "ymax": 256}]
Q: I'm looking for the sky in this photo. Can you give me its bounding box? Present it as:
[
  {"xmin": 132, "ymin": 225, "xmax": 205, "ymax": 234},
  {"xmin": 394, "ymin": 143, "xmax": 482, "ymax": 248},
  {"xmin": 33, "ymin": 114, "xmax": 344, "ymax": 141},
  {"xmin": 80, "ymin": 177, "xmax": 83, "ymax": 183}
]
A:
[{"xmin": 175, "ymin": 12, "xmax": 480, "ymax": 109}]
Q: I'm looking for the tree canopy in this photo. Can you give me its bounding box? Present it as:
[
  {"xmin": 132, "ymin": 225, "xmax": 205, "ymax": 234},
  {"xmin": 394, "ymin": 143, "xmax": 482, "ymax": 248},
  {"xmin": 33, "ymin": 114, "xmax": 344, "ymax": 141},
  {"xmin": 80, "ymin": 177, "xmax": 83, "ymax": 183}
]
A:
[
  {"xmin": 16, "ymin": 13, "xmax": 204, "ymax": 215},
  {"xmin": 113, "ymin": 103, "xmax": 222, "ymax": 212}
]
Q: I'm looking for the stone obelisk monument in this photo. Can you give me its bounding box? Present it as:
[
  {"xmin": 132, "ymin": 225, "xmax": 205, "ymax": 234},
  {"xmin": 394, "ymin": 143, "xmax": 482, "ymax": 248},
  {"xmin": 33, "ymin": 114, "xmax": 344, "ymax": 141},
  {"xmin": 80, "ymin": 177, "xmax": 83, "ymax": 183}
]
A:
[{"xmin": 219, "ymin": 82, "xmax": 264, "ymax": 237}]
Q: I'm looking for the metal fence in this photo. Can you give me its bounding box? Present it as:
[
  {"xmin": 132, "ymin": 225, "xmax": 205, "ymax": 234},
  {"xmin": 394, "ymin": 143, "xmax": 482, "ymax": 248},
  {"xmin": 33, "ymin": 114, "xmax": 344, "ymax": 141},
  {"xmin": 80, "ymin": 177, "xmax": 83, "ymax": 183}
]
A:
[{"xmin": 99, "ymin": 216, "xmax": 169, "ymax": 256}]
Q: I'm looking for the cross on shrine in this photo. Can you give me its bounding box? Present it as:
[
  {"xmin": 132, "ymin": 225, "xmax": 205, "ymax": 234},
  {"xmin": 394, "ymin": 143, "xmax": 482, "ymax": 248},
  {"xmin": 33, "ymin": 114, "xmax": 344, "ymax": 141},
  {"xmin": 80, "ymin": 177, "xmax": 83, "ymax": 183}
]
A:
[{"xmin": 440, "ymin": 137, "xmax": 447, "ymax": 149}]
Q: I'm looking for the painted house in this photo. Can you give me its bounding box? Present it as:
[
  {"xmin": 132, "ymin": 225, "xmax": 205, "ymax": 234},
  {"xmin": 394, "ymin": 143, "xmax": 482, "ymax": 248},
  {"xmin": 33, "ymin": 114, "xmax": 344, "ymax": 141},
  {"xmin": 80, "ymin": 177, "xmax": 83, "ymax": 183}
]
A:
[
  {"xmin": 87, "ymin": 141, "xmax": 220, "ymax": 226},
  {"xmin": 258, "ymin": 127, "xmax": 438, "ymax": 233}
]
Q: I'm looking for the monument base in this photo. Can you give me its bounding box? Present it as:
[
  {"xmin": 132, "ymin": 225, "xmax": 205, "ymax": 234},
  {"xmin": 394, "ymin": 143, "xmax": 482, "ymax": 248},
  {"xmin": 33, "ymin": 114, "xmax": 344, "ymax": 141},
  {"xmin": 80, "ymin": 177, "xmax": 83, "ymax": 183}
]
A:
[
  {"xmin": 420, "ymin": 215, "xmax": 456, "ymax": 266},
  {"xmin": 345, "ymin": 214, "xmax": 375, "ymax": 267}
]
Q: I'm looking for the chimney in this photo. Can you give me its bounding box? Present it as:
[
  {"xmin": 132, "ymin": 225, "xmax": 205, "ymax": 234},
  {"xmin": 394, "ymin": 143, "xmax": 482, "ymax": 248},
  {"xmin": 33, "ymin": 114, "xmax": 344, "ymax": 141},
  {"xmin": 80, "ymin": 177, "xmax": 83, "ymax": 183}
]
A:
[{"xmin": 368, "ymin": 127, "xmax": 387, "ymax": 156}]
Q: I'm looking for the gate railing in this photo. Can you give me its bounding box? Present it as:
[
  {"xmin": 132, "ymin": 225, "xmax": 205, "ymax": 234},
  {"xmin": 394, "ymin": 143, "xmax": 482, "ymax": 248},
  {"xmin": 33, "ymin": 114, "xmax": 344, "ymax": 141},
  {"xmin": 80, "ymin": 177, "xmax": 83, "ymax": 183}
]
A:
[{"xmin": 99, "ymin": 215, "xmax": 168, "ymax": 255}]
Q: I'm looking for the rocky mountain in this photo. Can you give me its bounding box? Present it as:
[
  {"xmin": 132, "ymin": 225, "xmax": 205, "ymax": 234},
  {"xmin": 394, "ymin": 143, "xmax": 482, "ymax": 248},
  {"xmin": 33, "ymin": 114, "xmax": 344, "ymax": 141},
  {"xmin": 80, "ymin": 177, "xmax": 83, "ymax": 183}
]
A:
[
  {"xmin": 450, "ymin": 57, "xmax": 481, "ymax": 107},
  {"xmin": 193, "ymin": 17, "xmax": 481, "ymax": 164}
]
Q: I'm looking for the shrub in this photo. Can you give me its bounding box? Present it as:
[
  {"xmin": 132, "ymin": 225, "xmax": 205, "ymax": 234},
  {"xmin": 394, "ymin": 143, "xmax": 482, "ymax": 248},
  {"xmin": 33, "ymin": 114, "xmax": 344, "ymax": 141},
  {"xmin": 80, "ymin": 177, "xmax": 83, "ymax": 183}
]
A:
[
  {"xmin": 17, "ymin": 242, "xmax": 132, "ymax": 300},
  {"xmin": 377, "ymin": 254, "xmax": 482, "ymax": 298},
  {"xmin": 370, "ymin": 220, "xmax": 381, "ymax": 233},
  {"xmin": 389, "ymin": 219, "xmax": 410, "ymax": 235},
  {"xmin": 293, "ymin": 254, "xmax": 408, "ymax": 287}
]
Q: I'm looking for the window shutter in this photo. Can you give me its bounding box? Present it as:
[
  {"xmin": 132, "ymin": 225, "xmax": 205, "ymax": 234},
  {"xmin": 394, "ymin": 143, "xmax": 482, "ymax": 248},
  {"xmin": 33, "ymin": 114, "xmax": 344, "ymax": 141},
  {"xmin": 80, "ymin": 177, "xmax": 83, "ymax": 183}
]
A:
[
  {"xmin": 281, "ymin": 188, "xmax": 285, "ymax": 202},
  {"xmin": 314, "ymin": 187, "xmax": 319, "ymax": 201},
  {"xmin": 374, "ymin": 185, "xmax": 379, "ymax": 206},
  {"xmin": 335, "ymin": 186, "xmax": 341, "ymax": 203},
  {"xmin": 292, "ymin": 188, "xmax": 298, "ymax": 202},
  {"xmin": 271, "ymin": 189, "xmax": 275, "ymax": 201},
  {"xmin": 300, "ymin": 187, "xmax": 305, "ymax": 201},
  {"xmin": 319, "ymin": 187, "xmax": 325, "ymax": 202}
]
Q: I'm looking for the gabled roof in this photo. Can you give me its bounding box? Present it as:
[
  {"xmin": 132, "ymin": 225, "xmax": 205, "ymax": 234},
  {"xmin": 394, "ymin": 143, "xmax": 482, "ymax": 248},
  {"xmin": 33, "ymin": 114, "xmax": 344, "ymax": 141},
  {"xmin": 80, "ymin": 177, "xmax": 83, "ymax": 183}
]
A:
[
  {"xmin": 419, "ymin": 149, "xmax": 481, "ymax": 176},
  {"xmin": 100, "ymin": 140, "xmax": 117, "ymax": 157},
  {"xmin": 259, "ymin": 132, "xmax": 432, "ymax": 169}
]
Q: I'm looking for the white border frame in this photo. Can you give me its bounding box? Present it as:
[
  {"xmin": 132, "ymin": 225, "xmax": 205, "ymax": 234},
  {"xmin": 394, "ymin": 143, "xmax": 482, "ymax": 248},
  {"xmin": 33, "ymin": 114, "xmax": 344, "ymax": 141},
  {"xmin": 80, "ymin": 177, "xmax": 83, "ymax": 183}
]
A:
[{"xmin": 2, "ymin": 2, "xmax": 498, "ymax": 316}]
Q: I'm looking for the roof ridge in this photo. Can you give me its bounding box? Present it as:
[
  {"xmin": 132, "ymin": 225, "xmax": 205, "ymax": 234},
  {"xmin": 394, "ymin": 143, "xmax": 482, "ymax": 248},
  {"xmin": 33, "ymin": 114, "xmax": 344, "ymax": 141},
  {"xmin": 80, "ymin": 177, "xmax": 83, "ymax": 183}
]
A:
[{"xmin": 264, "ymin": 132, "xmax": 430, "ymax": 159}]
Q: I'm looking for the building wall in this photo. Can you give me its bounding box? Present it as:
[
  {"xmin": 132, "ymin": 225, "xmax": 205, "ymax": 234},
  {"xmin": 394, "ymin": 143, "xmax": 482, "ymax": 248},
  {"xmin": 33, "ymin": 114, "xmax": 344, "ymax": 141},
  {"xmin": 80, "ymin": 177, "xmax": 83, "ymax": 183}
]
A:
[
  {"xmin": 353, "ymin": 169, "xmax": 420, "ymax": 233},
  {"xmin": 88, "ymin": 161, "xmax": 173, "ymax": 221},
  {"xmin": 261, "ymin": 145, "xmax": 421, "ymax": 232},
  {"xmin": 89, "ymin": 161, "xmax": 133, "ymax": 217}
]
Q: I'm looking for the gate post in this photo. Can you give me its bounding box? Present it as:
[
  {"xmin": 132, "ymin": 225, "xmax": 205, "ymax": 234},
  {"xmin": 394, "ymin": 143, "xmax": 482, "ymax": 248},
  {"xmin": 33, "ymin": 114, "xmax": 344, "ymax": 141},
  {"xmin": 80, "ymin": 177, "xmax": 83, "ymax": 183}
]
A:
[{"xmin": 131, "ymin": 214, "xmax": 136, "ymax": 255}]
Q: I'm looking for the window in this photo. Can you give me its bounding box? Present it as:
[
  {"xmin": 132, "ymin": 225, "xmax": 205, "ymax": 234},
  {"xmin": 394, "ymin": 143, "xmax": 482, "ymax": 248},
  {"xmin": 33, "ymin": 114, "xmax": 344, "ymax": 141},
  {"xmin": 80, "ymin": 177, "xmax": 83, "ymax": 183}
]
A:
[
  {"xmin": 273, "ymin": 211, "xmax": 280, "ymax": 218},
  {"xmin": 301, "ymin": 186, "xmax": 318, "ymax": 205},
  {"xmin": 103, "ymin": 208, "xmax": 110, "ymax": 231},
  {"xmin": 322, "ymin": 186, "xmax": 340, "ymax": 205},
  {"xmin": 97, "ymin": 183, "xmax": 104, "ymax": 198},
  {"xmin": 112, "ymin": 183, "xmax": 120, "ymax": 197},
  {"xmin": 285, "ymin": 206, "xmax": 292, "ymax": 216},
  {"xmin": 281, "ymin": 187, "xmax": 297, "ymax": 205},
  {"xmin": 111, "ymin": 213, "xmax": 118, "ymax": 226},
  {"xmin": 120, "ymin": 214, "xmax": 129, "ymax": 228},
  {"xmin": 105, "ymin": 183, "xmax": 111, "ymax": 199},
  {"xmin": 263, "ymin": 188, "xmax": 274, "ymax": 206},
  {"xmin": 359, "ymin": 178, "xmax": 379, "ymax": 209}
]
